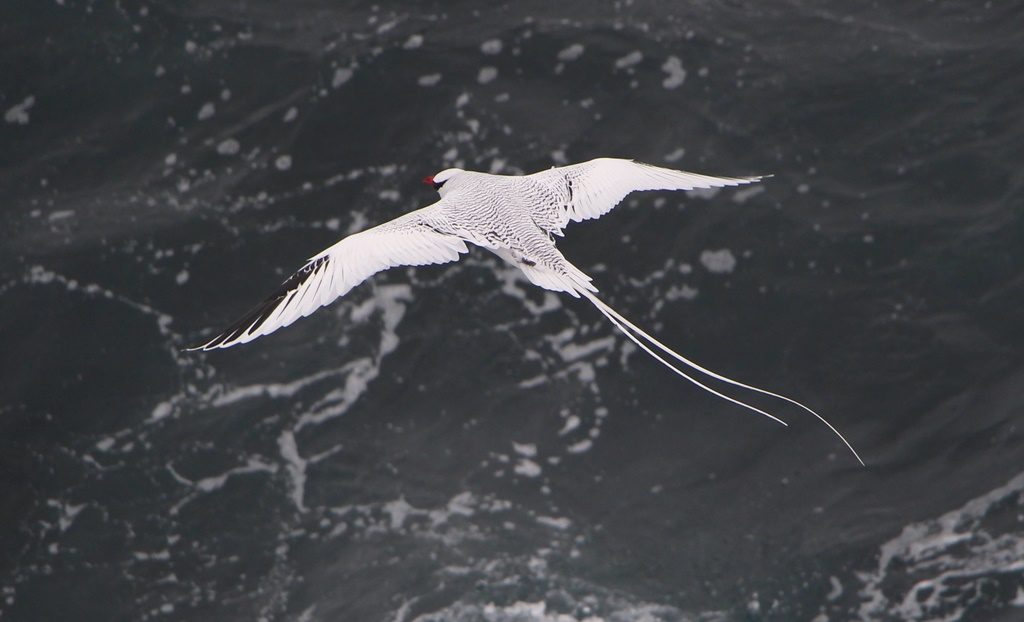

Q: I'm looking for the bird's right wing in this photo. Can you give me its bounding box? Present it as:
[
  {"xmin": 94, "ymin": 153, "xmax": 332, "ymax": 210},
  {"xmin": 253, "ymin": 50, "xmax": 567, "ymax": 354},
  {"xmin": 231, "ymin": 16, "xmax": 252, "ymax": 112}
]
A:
[
  {"xmin": 529, "ymin": 158, "xmax": 765, "ymax": 229},
  {"xmin": 190, "ymin": 204, "xmax": 468, "ymax": 350}
]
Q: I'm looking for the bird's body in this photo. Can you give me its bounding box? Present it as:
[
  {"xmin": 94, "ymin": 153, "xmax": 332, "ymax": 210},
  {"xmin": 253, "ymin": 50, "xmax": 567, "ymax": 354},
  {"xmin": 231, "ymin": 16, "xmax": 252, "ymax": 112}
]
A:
[{"xmin": 192, "ymin": 157, "xmax": 863, "ymax": 465}]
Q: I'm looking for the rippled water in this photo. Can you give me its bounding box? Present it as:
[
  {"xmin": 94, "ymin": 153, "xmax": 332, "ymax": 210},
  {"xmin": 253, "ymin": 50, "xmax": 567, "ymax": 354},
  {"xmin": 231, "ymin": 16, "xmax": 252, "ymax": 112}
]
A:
[{"xmin": 3, "ymin": 1, "xmax": 1023, "ymax": 620}]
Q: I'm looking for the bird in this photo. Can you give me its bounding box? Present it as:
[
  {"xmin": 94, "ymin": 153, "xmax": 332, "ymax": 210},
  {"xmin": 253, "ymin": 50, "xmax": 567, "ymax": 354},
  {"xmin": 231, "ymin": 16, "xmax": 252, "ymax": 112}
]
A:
[{"xmin": 189, "ymin": 157, "xmax": 863, "ymax": 465}]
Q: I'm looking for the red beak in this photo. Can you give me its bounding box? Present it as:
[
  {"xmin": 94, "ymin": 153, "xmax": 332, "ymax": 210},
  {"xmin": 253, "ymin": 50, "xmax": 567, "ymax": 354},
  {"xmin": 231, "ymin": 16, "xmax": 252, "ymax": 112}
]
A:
[{"xmin": 422, "ymin": 175, "xmax": 435, "ymax": 187}]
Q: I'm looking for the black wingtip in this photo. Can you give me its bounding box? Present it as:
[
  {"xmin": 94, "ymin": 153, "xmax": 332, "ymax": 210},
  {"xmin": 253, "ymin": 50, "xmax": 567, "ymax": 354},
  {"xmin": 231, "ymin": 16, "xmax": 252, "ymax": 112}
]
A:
[{"xmin": 185, "ymin": 255, "xmax": 328, "ymax": 353}]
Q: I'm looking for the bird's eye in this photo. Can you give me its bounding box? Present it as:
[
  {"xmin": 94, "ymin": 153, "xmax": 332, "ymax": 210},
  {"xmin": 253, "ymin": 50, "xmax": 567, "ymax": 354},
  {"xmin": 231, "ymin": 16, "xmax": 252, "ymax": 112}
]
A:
[{"xmin": 433, "ymin": 180, "xmax": 446, "ymax": 190}]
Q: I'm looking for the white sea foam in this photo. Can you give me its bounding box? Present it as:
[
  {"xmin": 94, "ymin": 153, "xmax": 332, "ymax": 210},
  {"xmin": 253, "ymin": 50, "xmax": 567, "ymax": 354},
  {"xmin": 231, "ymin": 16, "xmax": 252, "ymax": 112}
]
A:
[
  {"xmin": 213, "ymin": 368, "xmax": 343, "ymax": 407},
  {"xmin": 167, "ymin": 458, "xmax": 277, "ymax": 514},
  {"xmin": 661, "ymin": 56, "xmax": 686, "ymax": 89},
  {"xmin": 418, "ymin": 73, "xmax": 442, "ymax": 87},
  {"xmin": 663, "ymin": 147, "xmax": 685, "ymax": 162},
  {"xmin": 150, "ymin": 400, "xmax": 173, "ymax": 421},
  {"xmin": 48, "ymin": 210, "xmax": 74, "ymax": 221},
  {"xmin": 328, "ymin": 491, "xmax": 483, "ymax": 541},
  {"xmin": 614, "ymin": 50, "xmax": 643, "ymax": 69},
  {"xmin": 699, "ymin": 249, "xmax": 737, "ymax": 274},
  {"xmin": 46, "ymin": 499, "xmax": 85, "ymax": 532},
  {"xmin": 514, "ymin": 459, "xmax": 542, "ymax": 478},
  {"xmin": 480, "ymin": 39, "xmax": 503, "ymax": 55},
  {"xmin": 383, "ymin": 497, "xmax": 415, "ymax": 530},
  {"xmin": 858, "ymin": 470, "xmax": 1024, "ymax": 620},
  {"xmin": 664, "ymin": 284, "xmax": 698, "ymax": 301},
  {"xmin": 406, "ymin": 594, "xmax": 699, "ymax": 622},
  {"xmin": 566, "ymin": 439, "xmax": 592, "ymax": 454},
  {"xmin": 557, "ymin": 43, "xmax": 584, "ymax": 62},
  {"xmin": 535, "ymin": 515, "xmax": 570, "ymax": 530},
  {"xmin": 278, "ymin": 431, "xmax": 307, "ymax": 512},
  {"xmin": 557, "ymin": 416, "xmax": 580, "ymax": 436},
  {"xmin": 512, "ymin": 442, "xmax": 537, "ymax": 457},
  {"xmin": 295, "ymin": 284, "xmax": 412, "ymax": 430},
  {"xmin": 731, "ymin": 185, "xmax": 764, "ymax": 204},
  {"xmin": 827, "ymin": 576, "xmax": 843, "ymax": 601},
  {"xmin": 216, "ymin": 138, "xmax": 240, "ymax": 155},
  {"xmin": 517, "ymin": 375, "xmax": 547, "ymax": 389},
  {"xmin": 477, "ymin": 66, "xmax": 498, "ymax": 84},
  {"xmin": 555, "ymin": 336, "xmax": 615, "ymax": 363},
  {"xmin": 5, "ymin": 95, "xmax": 35, "ymax": 125},
  {"xmin": 197, "ymin": 102, "xmax": 215, "ymax": 120},
  {"xmin": 196, "ymin": 458, "xmax": 276, "ymax": 493},
  {"xmin": 332, "ymin": 67, "xmax": 354, "ymax": 88}
]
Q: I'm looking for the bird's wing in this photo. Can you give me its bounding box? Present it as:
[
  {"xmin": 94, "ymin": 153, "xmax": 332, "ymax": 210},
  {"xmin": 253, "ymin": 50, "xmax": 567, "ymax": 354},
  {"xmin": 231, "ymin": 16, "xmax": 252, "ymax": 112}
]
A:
[
  {"xmin": 190, "ymin": 204, "xmax": 468, "ymax": 350},
  {"xmin": 529, "ymin": 158, "xmax": 765, "ymax": 228}
]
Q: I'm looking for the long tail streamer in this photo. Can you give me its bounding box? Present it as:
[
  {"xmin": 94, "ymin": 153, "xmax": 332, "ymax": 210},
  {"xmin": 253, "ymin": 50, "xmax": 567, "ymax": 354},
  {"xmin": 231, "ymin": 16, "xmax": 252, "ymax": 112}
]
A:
[{"xmin": 579, "ymin": 289, "xmax": 864, "ymax": 466}]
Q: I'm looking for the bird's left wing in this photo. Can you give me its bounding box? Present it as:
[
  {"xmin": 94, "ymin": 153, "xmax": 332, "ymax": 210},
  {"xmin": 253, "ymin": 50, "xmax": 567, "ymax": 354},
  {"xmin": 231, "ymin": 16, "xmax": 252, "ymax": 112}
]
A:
[
  {"xmin": 528, "ymin": 157, "xmax": 765, "ymax": 230},
  {"xmin": 190, "ymin": 204, "xmax": 468, "ymax": 350}
]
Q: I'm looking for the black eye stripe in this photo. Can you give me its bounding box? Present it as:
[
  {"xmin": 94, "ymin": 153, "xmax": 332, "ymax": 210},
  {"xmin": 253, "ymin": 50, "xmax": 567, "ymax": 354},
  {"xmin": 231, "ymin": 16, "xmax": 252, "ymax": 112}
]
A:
[{"xmin": 433, "ymin": 180, "xmax": 446, "ymax": 190}]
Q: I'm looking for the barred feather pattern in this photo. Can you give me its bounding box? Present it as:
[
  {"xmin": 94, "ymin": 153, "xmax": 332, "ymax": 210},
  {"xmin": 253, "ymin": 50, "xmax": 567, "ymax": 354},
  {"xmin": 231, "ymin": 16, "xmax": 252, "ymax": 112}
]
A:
[{"xmin": 190, "ymin": 158, "xmax": 761, "ymax": 349}]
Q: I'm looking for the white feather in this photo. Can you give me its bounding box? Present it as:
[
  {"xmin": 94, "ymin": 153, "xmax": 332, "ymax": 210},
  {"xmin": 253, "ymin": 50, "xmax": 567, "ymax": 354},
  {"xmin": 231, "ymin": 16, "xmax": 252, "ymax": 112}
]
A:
[
  {"xmin": 529, "ymin": 157, "xmax": 764, "ymax": 227},
  {"xmin": 191, "ymin": 204, "xmax": 468, "ymax": 350}
]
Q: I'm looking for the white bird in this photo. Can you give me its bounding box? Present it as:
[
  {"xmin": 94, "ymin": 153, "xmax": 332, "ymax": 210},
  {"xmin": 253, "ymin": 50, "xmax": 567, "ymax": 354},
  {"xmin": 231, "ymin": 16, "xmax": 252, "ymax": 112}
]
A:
[{"xmin": 190, "ymin": 157, "xmax": 863, "ymax": 465}]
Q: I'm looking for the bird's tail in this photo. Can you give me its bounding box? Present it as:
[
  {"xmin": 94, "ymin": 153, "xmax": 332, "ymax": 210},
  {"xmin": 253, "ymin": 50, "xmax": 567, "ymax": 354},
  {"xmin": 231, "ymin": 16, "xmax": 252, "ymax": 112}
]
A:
[{"xmin": 576, "ymin": 288, "xmax": 865, "ymax": 466}]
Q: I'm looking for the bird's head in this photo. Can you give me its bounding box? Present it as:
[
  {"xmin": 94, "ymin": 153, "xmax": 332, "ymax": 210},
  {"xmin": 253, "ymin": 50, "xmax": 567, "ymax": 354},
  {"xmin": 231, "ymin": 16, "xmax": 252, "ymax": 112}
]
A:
[{"xmin": 422, "ymin": 167, "xmax": 464, "ymax": 196}]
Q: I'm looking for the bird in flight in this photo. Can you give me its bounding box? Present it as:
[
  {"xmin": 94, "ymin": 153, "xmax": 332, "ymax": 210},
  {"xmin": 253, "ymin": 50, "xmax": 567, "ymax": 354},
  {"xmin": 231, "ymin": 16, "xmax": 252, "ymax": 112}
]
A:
[{"xmin": 190, "ymin": 157, "xmax": 863, "ymax": 465}]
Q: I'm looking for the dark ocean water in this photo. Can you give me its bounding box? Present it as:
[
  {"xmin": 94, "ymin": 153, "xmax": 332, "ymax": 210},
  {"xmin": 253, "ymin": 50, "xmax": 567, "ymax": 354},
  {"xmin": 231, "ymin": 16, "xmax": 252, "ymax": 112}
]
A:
[{"xmin": 3, "ymin": 1, "xmax": 1024, "ymax": 620}]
